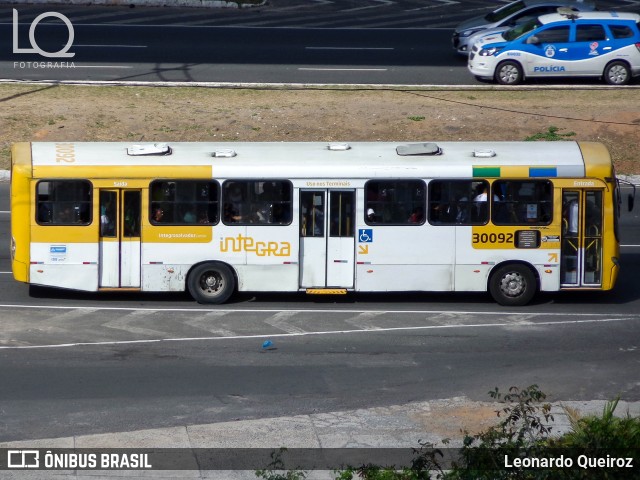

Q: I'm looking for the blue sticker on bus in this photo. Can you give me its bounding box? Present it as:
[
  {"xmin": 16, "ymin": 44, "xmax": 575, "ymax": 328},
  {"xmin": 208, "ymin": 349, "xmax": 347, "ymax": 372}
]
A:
[
  {"xmin": 50, "ymin": 246, "xmax": 67, "ymax": 253},
  {"xmin": 359, "ymin": 229, "xmax": 373, "ymax": 243}
]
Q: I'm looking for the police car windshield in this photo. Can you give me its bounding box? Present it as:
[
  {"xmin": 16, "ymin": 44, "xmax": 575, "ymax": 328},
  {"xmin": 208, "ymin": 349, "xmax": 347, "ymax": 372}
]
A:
[
  {"xmin": 504, "ymin": 18, "xmax": 541, "ymax": 41},
  {"xmin": 485, "ymin": 0, "xmax": 525, "ymax": 22}
]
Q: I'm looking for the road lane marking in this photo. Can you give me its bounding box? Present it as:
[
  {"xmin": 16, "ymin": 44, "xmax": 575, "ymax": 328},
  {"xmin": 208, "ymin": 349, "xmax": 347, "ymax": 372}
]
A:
[
  {"xmin": 74, "ymin": 65, "xmax": 134, "ymax": 69},
  {"xmin": 298, "ymin": 68, "xmax": 387, "ymax": 71},
  {"xmin": 0, "ymin": 315, "xmax": 636, "ymax": 350},
  {"xmin": 305, "ymin": 47, "xmax": 394, "ymax": 50},
  {"xmin": 74, "ymin": 44, "xmax": 147, "ymax": 48},
  {"xmin": 0, "ymin": 305, "xmax": 640, "ymax": 350}
]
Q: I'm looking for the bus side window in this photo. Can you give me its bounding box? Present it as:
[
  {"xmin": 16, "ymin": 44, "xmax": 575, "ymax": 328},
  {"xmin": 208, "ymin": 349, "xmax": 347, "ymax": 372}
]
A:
[
  {"xmin": 492, "ymin": 180, "xmax": 552, "ymax": 226},
  {"xmin": 150, "ymin": 180, "xmax": 220, "ymax": 226},
  {"xmin": 428, "ymin": 180, "xmax": 488, "ymax": 225},
  {"xmin": 36, "ymin": 180, "xmax": 92, "ymax": 226},
  {"xmin": 222, "ymin": 180, "xmax": 292, "ymax": 226},
  {"xmin": 365, "ymin": 179, "xmax": 425, "ymax": 226}
]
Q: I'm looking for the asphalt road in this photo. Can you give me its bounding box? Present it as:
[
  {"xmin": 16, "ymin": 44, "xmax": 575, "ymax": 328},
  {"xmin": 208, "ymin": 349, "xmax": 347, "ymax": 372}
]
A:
[
  {"xmin": 2, "ymin": 0, "xmax": 640, "ymax": 85},
  {"xmin": 1, "ymin": 181, "xmax": 640, "ymax": 442}
]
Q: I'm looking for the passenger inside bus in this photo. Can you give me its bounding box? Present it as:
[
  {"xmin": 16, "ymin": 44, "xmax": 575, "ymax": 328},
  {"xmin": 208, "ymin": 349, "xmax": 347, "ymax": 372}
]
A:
[
  {"xmin": 408, "ymin": 207, "xmax": 424, "ymax": 223},
  {"xmin": 224, "ymin": 203, "xmax": 242, "ymax": 223},
  {"xmin": 152, "ymin": 207, "xmax": 164, "ymax": 223}
]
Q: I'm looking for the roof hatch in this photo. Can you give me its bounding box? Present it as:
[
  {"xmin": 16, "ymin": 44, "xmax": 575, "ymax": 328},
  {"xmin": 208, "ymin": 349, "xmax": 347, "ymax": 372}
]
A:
[
  {"xmin": 396, "ymin": 143, "xmax": 442, "ymax": 156},
  {"xmin": 327, "ymin": 143, "xmax": 351, "ymax": 151},
  {"xmin": 473, "ymin": 149, "xmax": 496, "ymax": 158},
  {"xmin": 127, "ymin": 143, "xmax": 172, "ymax": 156},
  {"xmin": 211, "ymin": 149, "xmax": 237, "ymax": 158}
]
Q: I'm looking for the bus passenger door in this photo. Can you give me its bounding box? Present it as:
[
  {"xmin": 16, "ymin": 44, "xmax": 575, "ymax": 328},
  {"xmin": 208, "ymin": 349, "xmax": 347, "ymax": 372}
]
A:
[
  {"xmin": 561, "ymin": 190, "xmax": 603, "ymax": 287},
  {"xmin": 299, "ymin": 189, "xmax": 355, "ymax": 288},
  {"xmin": 99, "ymin": 189, "xmax": 142, "ymax": 288}
]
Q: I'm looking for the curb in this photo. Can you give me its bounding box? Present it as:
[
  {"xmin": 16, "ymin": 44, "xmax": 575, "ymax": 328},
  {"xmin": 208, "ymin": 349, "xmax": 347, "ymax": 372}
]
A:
[{"xmin": 3, "ymin": 78, "xmax": 640, "ymax": 91}]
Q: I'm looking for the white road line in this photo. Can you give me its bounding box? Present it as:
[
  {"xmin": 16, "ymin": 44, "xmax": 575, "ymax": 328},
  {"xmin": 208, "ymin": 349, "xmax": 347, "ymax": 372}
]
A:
[
  {"xmin": 0, "ymin": 316, "xmax": 636, "ymax": 350},
  {"xmin": 341, "ymin": 0, "xmax": 394, "ymax": 13},
  {"xmin": 298, "ymin": 68, "xmax": 388, "ymax": 72},
  {"xmin": 305, "ymin": 47, "xmax": 394, "ymax": 50},
  {"xmin": 74, "ymin": 66, "xmax": 134, "ymax": 69},
  {"xmin": 74, "ymin": 44, "xmax": 147, "ymax": 48}
]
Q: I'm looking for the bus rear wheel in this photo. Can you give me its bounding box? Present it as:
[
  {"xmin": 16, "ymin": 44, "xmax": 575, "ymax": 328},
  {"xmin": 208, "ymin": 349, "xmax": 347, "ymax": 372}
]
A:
[
  {"xmin": 188, "ymin": 262, "xmax": 235, "ymax": 304},
  {"xmin": 489, "ymin": 264, "xmax": 536, "ymax": 306}
]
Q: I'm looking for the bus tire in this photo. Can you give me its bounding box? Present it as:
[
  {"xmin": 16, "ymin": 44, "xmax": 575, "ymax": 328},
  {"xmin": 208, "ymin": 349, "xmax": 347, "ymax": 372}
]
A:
[
  {"xmin": 603, "ymin": 61, "xmax": 631, "ymax": 86},
  {"xmin": 489, "ymin": 264, "xmax": 537, "ymax": 306},
  {"xmin": 187, "ymin": 262, "xmax": 235, "ymax": 304},
  {"xmin": 495, "ymin": 61, "xmax": 523, "ymax": 85}
]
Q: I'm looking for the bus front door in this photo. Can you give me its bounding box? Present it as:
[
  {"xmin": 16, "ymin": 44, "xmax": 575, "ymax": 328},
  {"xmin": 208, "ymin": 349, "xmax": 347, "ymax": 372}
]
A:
[
  {"xmin": 98, "ymin": 189, "xmax": 142, "ymax": 288},
  {"xmin": 299, "ymin": 190, "xmax": 355, "ymax": 289},
  {"xmin": 561, "ymin": 189, "xmax": 603, "ymax": 287}
]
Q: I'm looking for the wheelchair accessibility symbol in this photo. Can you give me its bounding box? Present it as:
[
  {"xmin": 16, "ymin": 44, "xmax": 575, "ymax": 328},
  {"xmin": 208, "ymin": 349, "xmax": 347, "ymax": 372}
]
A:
[{"xmin": 358, "ymin": 229, "xmax": 373, "ymax": 243}]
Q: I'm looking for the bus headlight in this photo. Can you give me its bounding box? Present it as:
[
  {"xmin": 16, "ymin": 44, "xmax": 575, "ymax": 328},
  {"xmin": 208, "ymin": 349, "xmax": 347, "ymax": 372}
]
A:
[{"xmin": 11, "ymin": 236, "xmax": 16, "ymax": 261}]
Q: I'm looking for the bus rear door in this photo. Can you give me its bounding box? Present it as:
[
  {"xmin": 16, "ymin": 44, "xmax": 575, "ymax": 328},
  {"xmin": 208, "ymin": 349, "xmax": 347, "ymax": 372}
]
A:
[{"xmin": 98, "ymin": 189, "xmax": 142, "ymax": 288}]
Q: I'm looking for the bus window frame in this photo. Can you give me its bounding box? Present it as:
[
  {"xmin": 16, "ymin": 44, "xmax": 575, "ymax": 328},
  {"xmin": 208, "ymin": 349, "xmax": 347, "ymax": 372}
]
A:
[
  {"xmin": 427, "ymin": 179, "xmax": 490, "ymax": 226},
  {"xmin": 364, "ymin": 179, "xmax": 426, "ymax": 226},
  {"xmin": 491, "ymin": 179, "xmax": 553, "ymax": 226},
  {"xmin": 221, "ymin": 179, "xmax": 293, "ymax": 227},
  {"xmin": 149, "ymin": 179, "xmax": 221, "ymax": 226},
  {"xmin": 35, "ymin": 179, "xmax": 93, "ymax": 226}
]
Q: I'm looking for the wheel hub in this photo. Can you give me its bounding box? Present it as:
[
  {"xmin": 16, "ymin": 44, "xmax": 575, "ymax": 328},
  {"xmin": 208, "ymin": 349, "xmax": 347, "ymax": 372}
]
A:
[
  {"xmin": 501, "ymin": 272, "xmax": 524, "ymax": 297},
  {"xmin": 202, "ymin": 273, "xmax": 221, "ymax": 292}
]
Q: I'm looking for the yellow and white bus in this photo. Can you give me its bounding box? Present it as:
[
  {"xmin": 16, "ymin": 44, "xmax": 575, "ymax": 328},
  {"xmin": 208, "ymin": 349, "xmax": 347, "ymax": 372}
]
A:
[{"xmin": 10, "ymin": 141, "xmax": 629, "ymax": 306}]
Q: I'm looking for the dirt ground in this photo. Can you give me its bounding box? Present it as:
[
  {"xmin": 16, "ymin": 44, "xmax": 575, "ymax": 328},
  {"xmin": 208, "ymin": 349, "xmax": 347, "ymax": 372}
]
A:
[{"xmin": 1, "ymin": 84, "xmax": 639, "ymax": 174}]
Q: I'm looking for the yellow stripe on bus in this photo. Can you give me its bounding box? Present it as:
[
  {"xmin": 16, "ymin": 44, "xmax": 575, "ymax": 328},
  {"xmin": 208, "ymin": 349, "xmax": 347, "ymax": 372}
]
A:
[{"xmin": 32, "ymin": 165, "xmax": 213, "ymax": 180}]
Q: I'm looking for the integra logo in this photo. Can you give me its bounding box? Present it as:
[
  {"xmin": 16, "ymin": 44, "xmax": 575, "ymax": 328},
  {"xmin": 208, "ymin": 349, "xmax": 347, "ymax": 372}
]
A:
[{"xmin": 534, "ymin": 66, "xmax": 566, "ymax": 72}]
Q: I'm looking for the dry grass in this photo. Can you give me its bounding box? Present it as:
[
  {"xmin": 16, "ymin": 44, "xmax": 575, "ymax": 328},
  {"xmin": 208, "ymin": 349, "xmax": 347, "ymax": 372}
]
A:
[{"xmin": 1, "ymin": 84, "xmax": 639, "ymax": 173}]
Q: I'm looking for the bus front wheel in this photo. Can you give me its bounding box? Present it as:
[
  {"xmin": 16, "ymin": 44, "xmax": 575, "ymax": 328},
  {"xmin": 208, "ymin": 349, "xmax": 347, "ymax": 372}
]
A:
[
  {"xmin": 188, "ymin": 262, "xmax": 235, "ymax": 304},
  {"xmin": 489, "ymin": 264, "xmax": 536, "ymax": 306}
]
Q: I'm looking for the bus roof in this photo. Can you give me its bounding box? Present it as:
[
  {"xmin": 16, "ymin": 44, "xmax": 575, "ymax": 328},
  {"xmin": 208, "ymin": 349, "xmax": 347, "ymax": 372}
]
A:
[{"xmin": 20, "ymin": 141, "xmax": 606, "ymax": 180}]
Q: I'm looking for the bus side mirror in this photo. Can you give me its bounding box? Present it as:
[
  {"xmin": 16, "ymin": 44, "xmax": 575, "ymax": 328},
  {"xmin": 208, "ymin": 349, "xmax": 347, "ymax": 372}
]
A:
[
  {"xmin": 629, "ymin": 194, "xmax": 635, "ymax": 212},
  {"xmin": 526, "ymin": 36, "xmax": 540, "ymax": 45}
]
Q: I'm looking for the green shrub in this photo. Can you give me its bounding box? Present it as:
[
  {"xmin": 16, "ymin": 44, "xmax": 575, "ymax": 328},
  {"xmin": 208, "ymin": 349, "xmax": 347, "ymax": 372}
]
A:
[{"xmin": 256, "ymin": 388, "xmax": 639, "ymax": 480}]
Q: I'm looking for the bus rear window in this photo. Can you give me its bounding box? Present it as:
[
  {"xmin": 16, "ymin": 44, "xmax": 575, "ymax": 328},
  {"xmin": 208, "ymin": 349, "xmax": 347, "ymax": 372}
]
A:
[{"xmin": 36, "ymin": 180, "xmax": 92, "ymax": 225}]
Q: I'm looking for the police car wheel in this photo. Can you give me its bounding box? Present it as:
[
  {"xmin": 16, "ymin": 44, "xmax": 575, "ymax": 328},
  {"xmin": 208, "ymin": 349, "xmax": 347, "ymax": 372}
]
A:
[
  {"xmin": 604, "ymin": 61, "xmax": 631, "ymax": 86},
  {"xmin": 495, "ymin": 61, "xmax": 522, "ymax": 86}
]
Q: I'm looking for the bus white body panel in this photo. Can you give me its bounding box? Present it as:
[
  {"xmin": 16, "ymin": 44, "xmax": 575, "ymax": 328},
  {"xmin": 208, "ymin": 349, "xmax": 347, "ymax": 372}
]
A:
[{"xmin": 30, "ymin": 242, "xmax": 99, "ymax": 291}]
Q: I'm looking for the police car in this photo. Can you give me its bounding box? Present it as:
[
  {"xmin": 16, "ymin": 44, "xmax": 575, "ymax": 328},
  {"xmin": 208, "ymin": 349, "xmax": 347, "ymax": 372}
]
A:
[
  {"xmin": 468, "ymin": 11, "xmax": 640, "ymax": 85},
  {"xmin": 453, "ymin": 0, "xmax": 596, "ymax": 56}
]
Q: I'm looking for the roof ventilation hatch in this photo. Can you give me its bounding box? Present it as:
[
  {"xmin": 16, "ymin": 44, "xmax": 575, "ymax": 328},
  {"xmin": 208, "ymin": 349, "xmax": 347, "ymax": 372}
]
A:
[
  {"xmin": 126, "ymin": 143, "xmax": 172, "ymax": 156},
  {"xmin": 211, "ymin": 149, "xmax": 237, "ymax": 158},
  {"xmin": 396, "ymin": 143, "xmax": 442, "ymax": 156}
]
